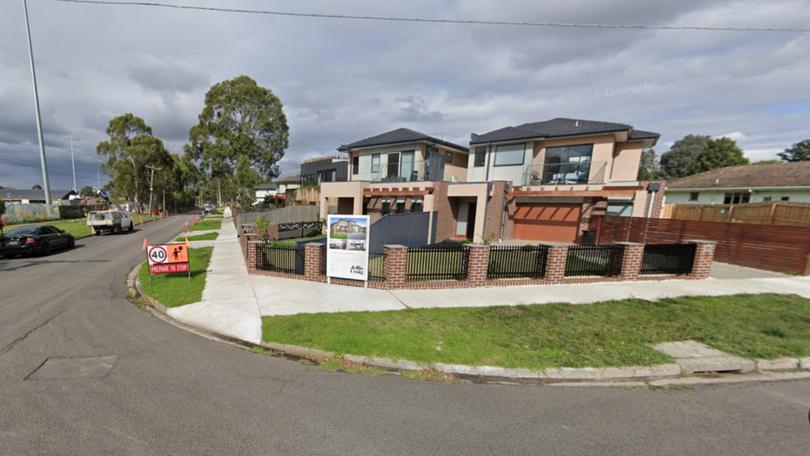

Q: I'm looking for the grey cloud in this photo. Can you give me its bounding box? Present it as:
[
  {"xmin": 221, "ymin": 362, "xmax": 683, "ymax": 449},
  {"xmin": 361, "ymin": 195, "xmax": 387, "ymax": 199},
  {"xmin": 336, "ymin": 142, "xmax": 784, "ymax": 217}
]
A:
[{"xmin": 391, "ymin": 96, "xmax": 446, "ymax": 122}]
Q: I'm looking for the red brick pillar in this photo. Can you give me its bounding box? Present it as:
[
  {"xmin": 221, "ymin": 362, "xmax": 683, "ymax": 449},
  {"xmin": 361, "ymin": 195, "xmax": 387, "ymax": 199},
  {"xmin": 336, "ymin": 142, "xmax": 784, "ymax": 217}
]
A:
[
  {"xmin": 544, "ymin": 244, "xmax": 570, "ymax": 283},
  {"xmin": 384, "ymin": 245, "xmax": 407, "ymax": 289},
  {"xmin": 304, "ymin": 243, "xmax": 323, "ymax": 281},
  {"xmin": 267, "ymin": 224, "xmax": 279, "ymax": 241},
  {"xmin": 686, "ymin": 240, "xmax": 716, "ymax": 280},
  {"xmin": 246, "ymin": 241, "xmax": 262, "ymax": 272},
  {"xmin": 465, "ymin": 244, "xmax": 491, "ymax": 287},
  {"xmin": 618, "ymin": 242, "xmax": 645, "ymax": 280}
]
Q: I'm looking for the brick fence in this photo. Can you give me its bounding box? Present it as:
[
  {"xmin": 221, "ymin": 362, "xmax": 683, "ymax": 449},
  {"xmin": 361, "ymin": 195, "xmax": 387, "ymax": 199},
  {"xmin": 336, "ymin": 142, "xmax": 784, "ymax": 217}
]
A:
[{"xmin": 239, "ymin": 231, "xmax": 715, "ymax": 289}]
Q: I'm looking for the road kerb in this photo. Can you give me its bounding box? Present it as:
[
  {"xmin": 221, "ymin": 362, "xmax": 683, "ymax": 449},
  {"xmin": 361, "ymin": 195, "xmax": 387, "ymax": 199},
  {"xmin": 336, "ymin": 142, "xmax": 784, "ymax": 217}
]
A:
[{"xmin": 755, "ymin": 357, "xmax": 800, "ymax": 372}]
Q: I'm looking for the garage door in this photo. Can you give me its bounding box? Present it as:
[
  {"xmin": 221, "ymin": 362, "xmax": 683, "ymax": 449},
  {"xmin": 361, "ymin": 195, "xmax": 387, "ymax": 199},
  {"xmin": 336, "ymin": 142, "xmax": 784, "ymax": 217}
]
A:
[{"xmin": 513, "ymin": 203, "xmax": 581, "ymax": 243}]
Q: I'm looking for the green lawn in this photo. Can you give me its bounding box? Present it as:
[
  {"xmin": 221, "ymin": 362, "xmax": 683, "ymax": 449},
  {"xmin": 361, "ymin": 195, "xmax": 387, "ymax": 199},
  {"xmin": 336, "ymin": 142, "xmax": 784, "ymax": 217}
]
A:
[
  {"xmin": 176, "ymin": 232, "xmax": 219, "ymax": 242},
  {"xmin": 262, "ymin": 294, "xmax": 810, "ymax": 369},
  {"xmin": 189, "ymin": 219, "xmax": 222, "ymax": 232},
  {"xmin": 5, "ymin": 219, "xmax": 94, "ymax": 239},
  {"xmin": 139, "ymin": 247, "xmax": 212, "ymax": 308}
]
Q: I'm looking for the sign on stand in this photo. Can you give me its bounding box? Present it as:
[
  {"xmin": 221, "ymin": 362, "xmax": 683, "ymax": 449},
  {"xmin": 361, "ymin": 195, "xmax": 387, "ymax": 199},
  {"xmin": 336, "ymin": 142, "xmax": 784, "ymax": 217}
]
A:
[
  {"xmin": 326, "ymin": 215, "xmax": 370, "ymax": 285},
  {"xmin": 147, "ymin": 242, "xmax": 190, "ymax": 277}
]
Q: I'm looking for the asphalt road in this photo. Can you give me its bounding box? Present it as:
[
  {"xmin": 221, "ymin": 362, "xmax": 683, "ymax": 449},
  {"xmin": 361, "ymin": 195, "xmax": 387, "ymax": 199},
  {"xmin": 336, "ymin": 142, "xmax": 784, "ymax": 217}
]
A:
[{"xmin": 1, "ymin": 215, "xmax": 809, "ymax": 455}]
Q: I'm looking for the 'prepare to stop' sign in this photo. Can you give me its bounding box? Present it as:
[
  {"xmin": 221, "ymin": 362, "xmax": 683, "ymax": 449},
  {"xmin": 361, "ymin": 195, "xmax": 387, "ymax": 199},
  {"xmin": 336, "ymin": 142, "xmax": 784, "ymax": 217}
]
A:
[{"xmin": 147, "ymin": 243, "xmax": 190, "ymax": 274}]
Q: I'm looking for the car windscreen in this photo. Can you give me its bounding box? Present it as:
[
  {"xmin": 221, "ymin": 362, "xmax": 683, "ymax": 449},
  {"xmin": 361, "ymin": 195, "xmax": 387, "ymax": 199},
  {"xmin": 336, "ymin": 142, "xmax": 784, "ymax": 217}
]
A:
[{"xmin": 5, "ymin": 227, "xmax": 38, "ymax": 237}]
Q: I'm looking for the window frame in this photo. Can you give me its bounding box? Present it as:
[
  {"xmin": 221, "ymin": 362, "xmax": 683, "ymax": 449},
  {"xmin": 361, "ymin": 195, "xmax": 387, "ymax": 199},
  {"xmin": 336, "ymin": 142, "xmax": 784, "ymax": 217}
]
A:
[
  {"xmin": 689, "ymin": 192, "xmax": 699, "ymax": 202},
  {"xmin": 493, "ymin": 143, "xmax": 526, "ymax": 167},
  {"xmin": 371, "ymin": 153, "xmax": 380, "ymax": 173},
  {"xmin": 351, "ymin": 155, "xmax": 359, "ymax": 176},
  {"xmin": 542, "ymin": 143, "xmax": 594, "ymax": 185},
  {"xmin": 473, "ymin": 147, "xmax": 486, "ymax": 167}
]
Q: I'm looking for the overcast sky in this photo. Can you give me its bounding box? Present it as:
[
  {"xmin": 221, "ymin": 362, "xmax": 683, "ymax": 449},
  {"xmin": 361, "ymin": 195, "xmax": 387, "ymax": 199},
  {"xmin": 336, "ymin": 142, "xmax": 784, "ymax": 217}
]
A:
[{"xmin": 1, "ymin": 0, "xmax": 809, "ymax": 190}]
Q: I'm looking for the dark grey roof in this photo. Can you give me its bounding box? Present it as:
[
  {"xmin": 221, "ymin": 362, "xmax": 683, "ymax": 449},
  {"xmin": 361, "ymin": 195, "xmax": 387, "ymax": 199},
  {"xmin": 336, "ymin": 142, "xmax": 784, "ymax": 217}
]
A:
[
  {"xmin": 1, "ymin": 189, "xmax": 75, "ymax": 201},
  {"xmin": 629, "ymin": 129, "xmax": 661, "ymax": 140},
  {"xmin": 275, "ymin": 175, "xmax": 300, "ymax": 184},
  {"xmin": 338, "ymin": 128, "xmax": 469, "ymax": 152},
  {"xmin": 471, "ymin": 117, "xmax": 659, "ymax": 145},
  {"xmin": 255, "ymin": 182, "xmax": 278, "ymax": 190}
]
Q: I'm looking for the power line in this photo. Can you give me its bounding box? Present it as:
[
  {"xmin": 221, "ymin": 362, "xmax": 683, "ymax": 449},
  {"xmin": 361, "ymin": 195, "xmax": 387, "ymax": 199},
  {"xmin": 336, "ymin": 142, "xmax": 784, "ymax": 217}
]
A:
[{"xmin": 52, "ymin": 0, "xmax": 810, "ymax": 33}]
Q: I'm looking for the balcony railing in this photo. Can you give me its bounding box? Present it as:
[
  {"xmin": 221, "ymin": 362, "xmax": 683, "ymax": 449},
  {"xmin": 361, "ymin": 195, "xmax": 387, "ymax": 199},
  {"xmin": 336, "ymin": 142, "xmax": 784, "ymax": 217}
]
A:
[
  {"xmin": 522, "ymin": 161, "xmax": 607, "ymax": 186},
  {"xmin": 354, "ymin": 160, "xmax": 431, "ymax": 183}
]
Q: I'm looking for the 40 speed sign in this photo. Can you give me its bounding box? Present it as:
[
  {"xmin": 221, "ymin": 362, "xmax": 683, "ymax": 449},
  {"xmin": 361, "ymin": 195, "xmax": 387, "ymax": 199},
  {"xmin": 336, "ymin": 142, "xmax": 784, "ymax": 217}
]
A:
[{"xmin": 147, "ymin": 243, "xmax": 190, "ymax": 274}]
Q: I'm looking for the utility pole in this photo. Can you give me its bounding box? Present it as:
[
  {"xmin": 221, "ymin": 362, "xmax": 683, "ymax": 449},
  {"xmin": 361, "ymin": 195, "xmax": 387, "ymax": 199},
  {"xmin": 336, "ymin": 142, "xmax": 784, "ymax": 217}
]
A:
[
  {"xmin": 146, "ymin": 165, "xmax": 160, "ymax": 214},
  {"xmin": 23, "ymin": 0, "xmax": 52, "ymax": 209},
  {"xmin": 69, "ymin": 137, "xmax": 77, "ymax": 192},
  {"xmin": 217, "ymin": 179, "xmax": 222, "ymax": 207}
]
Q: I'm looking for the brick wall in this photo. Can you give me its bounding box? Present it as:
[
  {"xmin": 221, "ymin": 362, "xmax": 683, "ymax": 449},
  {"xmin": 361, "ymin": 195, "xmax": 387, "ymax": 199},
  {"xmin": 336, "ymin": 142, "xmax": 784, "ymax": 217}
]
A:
[
  {"xmin": 618, "ymin": 242, "xmax": 644, "ymax": 280},
  {"xmin": 483, "ymin": 181, "xmax": 509, "ymax": 242},
  {"xmin": 466, "ymin": 245, "xmax": 490, "ymax": 287},
  {"xmin": 544, "ymin": 245, "xmax": 569, "ymax": 283},
  {"xmin": 383, "ymin": 245, "xmax": 407, "ymax": 288},
  {"xmin": 304, "ymin": 243, "xmax": 323, "ymax": 281},
  {"xmin": 431, "ymin": 182, "xmax": 455, "ymax": 242},
  {"xmin": 687, "ymin": 240, "xmax": 716, "ymax": 280}
]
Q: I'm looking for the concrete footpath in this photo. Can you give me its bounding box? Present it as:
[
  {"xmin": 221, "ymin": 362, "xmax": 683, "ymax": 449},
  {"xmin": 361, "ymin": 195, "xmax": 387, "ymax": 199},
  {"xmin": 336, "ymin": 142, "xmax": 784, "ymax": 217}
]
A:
[{"xmin": 166, "ymin": 217, "xmax": 263, "ymax": 343}]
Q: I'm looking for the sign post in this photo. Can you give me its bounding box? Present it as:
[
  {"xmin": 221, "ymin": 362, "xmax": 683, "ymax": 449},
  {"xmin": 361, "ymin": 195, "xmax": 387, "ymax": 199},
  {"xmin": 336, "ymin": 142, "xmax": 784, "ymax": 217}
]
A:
[
  {"xmin": 326, "ymin": 215, "xmax": 370, "ymax": 287},
  {"xmin": 147, "ymin": 242, "xmax": 191, "ymax": 282}
]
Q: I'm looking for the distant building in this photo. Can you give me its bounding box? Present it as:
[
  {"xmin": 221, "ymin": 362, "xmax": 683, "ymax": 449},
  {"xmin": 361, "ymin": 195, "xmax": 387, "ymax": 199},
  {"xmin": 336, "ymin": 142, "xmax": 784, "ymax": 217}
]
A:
[
  {"xmin": 666, "ymin": 162, "xmax": 810, "ymax": 205},
  {"xmin": 300, "ymin": 156, "xmax": 349, "ymax": 185},
  {"xmin": 1, "ymin": 189, "xmax": 77, "ymax": 204}
]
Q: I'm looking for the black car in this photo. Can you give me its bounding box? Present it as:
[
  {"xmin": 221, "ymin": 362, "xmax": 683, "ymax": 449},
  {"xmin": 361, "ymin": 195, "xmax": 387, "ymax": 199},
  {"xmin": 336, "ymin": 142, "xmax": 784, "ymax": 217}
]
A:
[{"xmin": 0, "ymin": 225, "xmax": 75, "ymax": 258}]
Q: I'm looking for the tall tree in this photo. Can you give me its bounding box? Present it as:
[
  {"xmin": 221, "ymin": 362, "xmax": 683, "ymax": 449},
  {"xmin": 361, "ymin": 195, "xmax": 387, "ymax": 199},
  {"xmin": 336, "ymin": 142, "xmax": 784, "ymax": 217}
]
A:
[
  {"xmin": 637, "ymin": 148, "xmax": 660, "ymax": 180},
  {"xmin": 186, "ymin": 75, "xmax": 289, "ymax": 207},
  {"xmin": 659, "ymin": 135, "xmax": 711, "ymax": 179},
  {"xmin": 778, "ymin": 140, "xmax": 810, "ymax": 162},
  {"xmin": 689, "ymin": 137, "xmax": 749, "ymax": 175},
  {"xmin": 97, "ymin": 113, "xmax": 174, "ymax": 210}
]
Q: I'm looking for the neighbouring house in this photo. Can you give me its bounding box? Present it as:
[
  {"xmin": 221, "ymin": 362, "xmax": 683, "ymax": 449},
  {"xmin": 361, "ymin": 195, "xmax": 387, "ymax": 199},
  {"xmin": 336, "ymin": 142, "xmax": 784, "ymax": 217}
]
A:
[
  {"xmin": 300, "ymin": 156, "xmax": 349, "ymax": 185},
  {"xmin": 1, "ymin": 189, "xmax": 77, "ymax": 204},
  {"xmin": 666, "ymin": 162, "xmax": 810, "ymax": 205},
  {"xmin": 254, "ymin": 182, "xmax": 279, "ymax": 205},
  {"xmin": 320, "ymin": 119, "xmax": 661, "ymax": 244}
]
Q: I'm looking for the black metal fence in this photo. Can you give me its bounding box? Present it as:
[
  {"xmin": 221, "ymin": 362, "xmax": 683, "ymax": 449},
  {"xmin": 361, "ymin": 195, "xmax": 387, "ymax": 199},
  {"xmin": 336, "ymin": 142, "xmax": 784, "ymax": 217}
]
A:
[
  {"xmin": 565, "ymin": 245, "xmax": 624, "ymax": 277},
  {"xmin": 487, "ymin": 245, "xmax": 550, "ymax": 279},
  {"xmin": 406, "ymin": 245, "xmax": 469, "ymax": 281},
  {"xmin": 259, "ymin": 242, "xmax": 304, "ymax": 275},
  {"xmin": 369, "ymin": 251, "xmax": 386, "ymax": 281},
  {"xmin": 641, "ymin": 244, "xmax": 696, "ymax": 275}
]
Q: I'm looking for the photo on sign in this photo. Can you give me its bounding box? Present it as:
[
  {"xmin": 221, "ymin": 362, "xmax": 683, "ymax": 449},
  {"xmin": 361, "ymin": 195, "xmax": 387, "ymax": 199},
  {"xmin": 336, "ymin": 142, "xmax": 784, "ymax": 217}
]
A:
[{"xmin": 329, "ymin": 216, "xmax": 367, "ymax": 252}]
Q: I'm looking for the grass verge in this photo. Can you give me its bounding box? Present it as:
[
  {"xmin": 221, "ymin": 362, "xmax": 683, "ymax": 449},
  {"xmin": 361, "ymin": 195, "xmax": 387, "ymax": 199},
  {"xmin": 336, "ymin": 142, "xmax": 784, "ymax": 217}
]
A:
[
  {"xmin": 262, "ymin": 294, "xmax": 810, "ymax": 369},
  {"xmin": 190, "ymin": 219, "xmax": 222, "ymax": 232},
  {"xmin": 138, "ymin": 247, "xmax": 212, "ymax": 307},
  {"xmin": 176, "ymin": 232, "xmax": 219, "ymax": 242}
]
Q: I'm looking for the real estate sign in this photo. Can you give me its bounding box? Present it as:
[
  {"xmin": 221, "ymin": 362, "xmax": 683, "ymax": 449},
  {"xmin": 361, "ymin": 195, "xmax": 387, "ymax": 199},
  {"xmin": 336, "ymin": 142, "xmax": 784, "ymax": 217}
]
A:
[
  {"xmin": 326, "ymin": 215, "xmax": 370, "ymax": 282},
  {"xmin": 147, "ymin": 242, "xmax": 190, "ymax": 274}
]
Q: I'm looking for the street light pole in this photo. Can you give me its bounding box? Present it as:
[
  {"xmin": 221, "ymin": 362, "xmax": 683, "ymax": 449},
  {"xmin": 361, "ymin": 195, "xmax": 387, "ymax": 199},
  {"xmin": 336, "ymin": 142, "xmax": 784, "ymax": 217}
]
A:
[
  {"xmin": 23, "ymin": 0, "xmax": 52, "ymax": 209},
  {"xmin": 146, "ymin": 165, "xmax": 160, "ymax": 214},
  {"xmin": 69, "ymin": 137, "xmax": 77, "ymax": 192}
]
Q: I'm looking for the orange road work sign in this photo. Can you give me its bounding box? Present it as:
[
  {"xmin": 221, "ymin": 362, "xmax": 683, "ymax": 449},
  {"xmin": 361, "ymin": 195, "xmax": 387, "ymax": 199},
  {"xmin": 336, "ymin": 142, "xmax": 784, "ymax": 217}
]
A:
[{"xmin": 147, "ymin": 243, "xmax": 190, "ymax": 274}]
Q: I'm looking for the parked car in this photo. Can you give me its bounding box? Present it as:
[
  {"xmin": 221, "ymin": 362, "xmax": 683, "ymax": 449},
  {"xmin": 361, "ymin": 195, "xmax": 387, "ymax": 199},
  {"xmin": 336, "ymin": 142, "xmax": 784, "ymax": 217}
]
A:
[
  {"xmin": 87, "ymin": 210, "xmax": 134, "ymax": 235},
  {"xmin": 0, "ymin": 225, "xmax": 75, "ymax": 258}
]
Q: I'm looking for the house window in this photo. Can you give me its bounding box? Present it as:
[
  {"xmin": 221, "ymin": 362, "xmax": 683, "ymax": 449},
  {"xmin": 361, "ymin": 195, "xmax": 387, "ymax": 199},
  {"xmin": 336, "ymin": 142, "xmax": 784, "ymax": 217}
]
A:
[
  {"xmin": 763, "ymin": 196, "xmax": 772, "ymax": 202},
  {"xmin": 400, "ymin": 150, "xmax": 415, "ymax": 180},
  {"xmin": 411, "ymin": 198, "xmax": 423, "ymax": 212},
  {"xmin": 781, "ymin": 196, "xmax": 790, "ymax": 201},
  {"xmin": 606, "ymin": 202, "xmax": 633, "ymax": 217},
  {"xmin": 352, "ymin": 155, "xmax": 359, "ymax": 175},
  {"xmin": 473, "ymin": 147, "xmax": 486, "ymax": 167},
  {"xmin": 542, "ymin": 144, "xmax": 593, "ymax": 185},
  {"xmin": 381, "ymin": 201, "xmax": 391, "ymax": 215},
  {"xmin": 723, "ymin": 192, "xmax": 751, "ymax": 204},
  {"xmin": 386, "ymin": 153, "xmax": 399, "ymax": 179},
  {"xmin": 493, "ymin": 143, "xmax": 525, "ymax": 166},
  {"xmin": 396, "ymin": 198, "xmax": 406, "ymax": 213},
  {"xmin": 371, "ymin": 154, "xmax": 380, "ymax": 173},
  {"xmin": 689, "ymin": 192, "xmax": 699, "ymax": 202}
]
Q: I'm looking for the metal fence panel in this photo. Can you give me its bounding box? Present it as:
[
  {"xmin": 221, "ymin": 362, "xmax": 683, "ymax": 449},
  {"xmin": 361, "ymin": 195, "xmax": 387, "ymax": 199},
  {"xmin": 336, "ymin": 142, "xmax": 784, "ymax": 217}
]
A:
[
  {"xmin": 369, "ymin": 212, "xmax": 432, "ymax": 253},
  {"xmin": 369, "ymin": 251, "xmax": 386, "ymax": 281},
  {"xmin": 565, "ymin": 245, "xmax": 624, "ymax": 277},
  {"xmin": 487, "ymin": 245, "xmax": 549, "ymax": 279},
  {"xmin": 641, "ymin": 244, "xmax": 696, "ymax": 275},
  {"xmin": 406, "ymin": 245, "xmax": 469, "ymax": 281},
  {"xmin": 259, "ymin": 242, "xmax": 304, "ymax": 274}
]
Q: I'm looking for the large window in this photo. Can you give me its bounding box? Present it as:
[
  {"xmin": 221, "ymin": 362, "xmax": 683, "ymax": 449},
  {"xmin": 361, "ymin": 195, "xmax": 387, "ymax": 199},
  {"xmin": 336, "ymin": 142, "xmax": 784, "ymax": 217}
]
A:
[
  {"xmin": 352, "ymin": 155, "xmax": 359, "ymax": 175},
  {"xmin": 493, "ymin": 143, "xmax": 525, "ymax": 166},
  {"xmin": 542, "ymin": 144, "xmax": 593, "ymax": 185},
  {"xmin": 371, "ymin": 154, "xmax": 380, "ymax": 173},
  {"xmin": 473, "ymin": 147, "xmax": 486, "ymax": 167},
  {"xmin": 386, "ymin": 153, "xmax": 399, "ymax": 179},
  {"xmin": 400, "ymin": 150, "xmax": 415, "ymax": 180}
]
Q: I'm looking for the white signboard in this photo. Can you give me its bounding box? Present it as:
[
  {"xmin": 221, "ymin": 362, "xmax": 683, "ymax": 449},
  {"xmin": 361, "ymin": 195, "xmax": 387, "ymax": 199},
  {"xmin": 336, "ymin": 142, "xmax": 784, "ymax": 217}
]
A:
[{"xmin": 326, "ymin": 215, "xmax": 370, "ymax": 282}]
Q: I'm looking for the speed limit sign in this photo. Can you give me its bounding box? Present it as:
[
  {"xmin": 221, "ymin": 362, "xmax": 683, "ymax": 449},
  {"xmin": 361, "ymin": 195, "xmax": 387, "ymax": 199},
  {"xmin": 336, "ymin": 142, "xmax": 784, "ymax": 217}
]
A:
[{"xmin": 147, "ymin": 245, "xmax": 168, "ymax": 265}]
